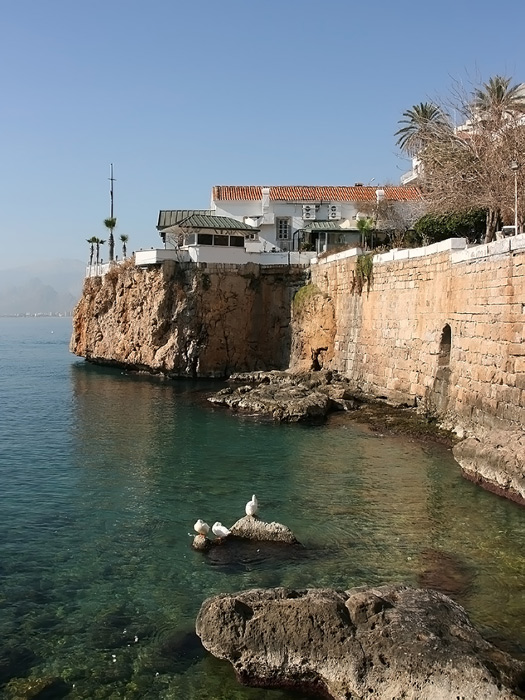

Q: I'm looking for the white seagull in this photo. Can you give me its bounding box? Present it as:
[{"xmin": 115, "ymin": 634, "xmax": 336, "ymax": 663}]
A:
[
  {"xmin": 245, "ymin": 494, "xmax": 259, "ymax": 517},
  {"xmin": 194, "ymin": 519, "xmax": 210, "ymax": 536},
  {"xmin": 212, "ymin": 522, "xmax": 231, "ymax": 541}
]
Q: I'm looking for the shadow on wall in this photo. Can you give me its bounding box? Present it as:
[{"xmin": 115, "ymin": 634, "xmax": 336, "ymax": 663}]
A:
[{"xmin": 428, "ymin": 324, "xmax": 452, "ymax": 416}]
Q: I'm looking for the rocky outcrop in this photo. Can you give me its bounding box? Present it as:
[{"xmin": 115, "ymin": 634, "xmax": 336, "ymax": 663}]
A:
[
  {"xmin": 453, "ymin": 431, "xmax": 525, "ymax": 505},
  {"xmin": 209, "ymin": 370, "xmax": 359, "ymax": 422},
  {"xmin": 70, "ymin": 260, "xmax": 307, "ymax": 377},
  {"xmin": 192, "ymin": 516, "xmax": 299, "ymax": 550},
  {"xmin": 229, "ymin": 516, "xmax": 299, "ymax": 544},
  {"xmin": 196, "ymin": 585, "xmax": 525, "ymax": 700},
  {"xmin": 289, "ymin": 283, "xmax": 336, "ymax": 371}
]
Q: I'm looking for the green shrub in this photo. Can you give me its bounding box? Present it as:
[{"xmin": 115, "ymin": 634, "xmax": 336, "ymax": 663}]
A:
[{"xmin": 293, "ymin": 284, "xmax": 323, "ymax": 310}]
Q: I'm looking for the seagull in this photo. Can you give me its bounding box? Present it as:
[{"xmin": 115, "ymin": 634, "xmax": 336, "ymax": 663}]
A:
[
  {"xmin": 212, "ymin": 522, "xmax": 231, "ymax": 542},
  {"xmin": 245, "ymin": 494, "xmax": 258, "ymax": 517},
  {"xmin": 194, "ymin": 519, "xmax": 210, "ymax": 536}
]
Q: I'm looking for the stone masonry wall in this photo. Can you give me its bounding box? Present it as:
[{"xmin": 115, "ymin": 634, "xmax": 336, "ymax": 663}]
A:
[{"xmin": 305, "ymin": 236, "xmax": 525, "ymax": 437}]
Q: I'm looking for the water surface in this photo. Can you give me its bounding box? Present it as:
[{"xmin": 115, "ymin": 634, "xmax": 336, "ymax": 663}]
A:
[{"xmin": 0, "ymin": 317, "xmax": 524, "ymax": 698}]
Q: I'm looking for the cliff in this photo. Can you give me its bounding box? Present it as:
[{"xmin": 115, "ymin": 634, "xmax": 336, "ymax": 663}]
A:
[{"xmin": 70, "ymin": 259, "xmax": 307, "ymax": 377}]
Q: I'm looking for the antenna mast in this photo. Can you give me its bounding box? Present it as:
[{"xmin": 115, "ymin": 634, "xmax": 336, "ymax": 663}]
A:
[{"xmin": 109, "ymin": 163, "xmax": 116, "ymax": 218}]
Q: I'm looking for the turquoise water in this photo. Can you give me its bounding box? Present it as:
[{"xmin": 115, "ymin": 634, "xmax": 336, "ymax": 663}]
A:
[{"xmin": 1, "ymin": 317, "xmax": 524, "ymax": 699}]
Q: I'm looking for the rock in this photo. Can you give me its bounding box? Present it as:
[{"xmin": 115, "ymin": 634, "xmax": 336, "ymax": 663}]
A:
[
  {"xmin": 4, "ymin": 675, "xmax": 69, "ymax": 699},
  {"xmin": 70, "ymin": 262, "xmax": 308, "ymax": 377},
  {"xmin": 416, "ymin": 548, "xmax": 474, "ymax": 598},
  {"xmin": 192, "ymin": 534, "xmax": 211, "ymax": 551},
  {"xmin": 453, "ymin": 432, "xmax": 525, "ymax": 506},
  {"xmin": 196, "ymin": 585, "xmax": 525, "ymax": 700},
  {"xmin": 209, "ymin": 370, "xmax": 359, "ymax": 423},
  {"xmin": 229, "ymin": 516, "xmax": 299, "ymax": 544}
]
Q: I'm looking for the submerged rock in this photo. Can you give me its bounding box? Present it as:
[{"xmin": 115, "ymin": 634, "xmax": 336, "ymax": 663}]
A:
[
  {"xmin": 4, "ymin": 675, "xmax": 69, "ymax": 699},
  {"xmin": 196, "ymin": 585, "xmax": 525, "ymax": 700}
]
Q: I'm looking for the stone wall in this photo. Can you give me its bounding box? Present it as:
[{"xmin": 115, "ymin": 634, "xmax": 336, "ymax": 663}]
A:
[{"xmin": 299, "ymin": 236, "xmax": 525, "ymax": 437}]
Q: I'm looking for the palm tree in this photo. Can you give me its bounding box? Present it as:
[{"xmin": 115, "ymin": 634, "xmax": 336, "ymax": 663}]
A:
[
  {"xmin": 87, "ymin": 236, "xmax": 97, "ymax": 266},
  {"xmin": 119, "ymin": 234, "xmax": 129, "ymax": 259},
  {"xmin": 395, "ymin": 102, "xmax": 451, "ymax": 156},
  {"xmin": 104, "ymin": 217, "xmax": 117, "ymax": 262},
  {"xmin": 356, "ymin": 217, "xmax": 374, "ymax": 249},
  {"xmin": 94, "ymin": 238, "xmax": 106, "ymax": 265},
  {"xmin": 472, "ymin": 76, "xmax": 525, "ymax": 124},
  {"xmin": 472, "ymin": 76, "xmax": 525, "ymax": 241}
]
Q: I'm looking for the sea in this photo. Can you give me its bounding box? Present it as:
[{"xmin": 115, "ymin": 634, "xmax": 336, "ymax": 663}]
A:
[{"xmin": 1, "ymin": 316, "xmax": 524, "ymax": 699}]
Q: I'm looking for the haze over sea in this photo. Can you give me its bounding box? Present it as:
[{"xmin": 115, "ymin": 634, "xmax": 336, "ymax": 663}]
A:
[{"xmin": 1, "ymin": 316, "xmax": 524, "ymax": 699}]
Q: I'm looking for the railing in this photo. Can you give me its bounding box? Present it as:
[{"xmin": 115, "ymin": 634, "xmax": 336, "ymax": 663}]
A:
[{"xmin": 85, "ymin": 262, "xmax": 113, "ymax": 277}]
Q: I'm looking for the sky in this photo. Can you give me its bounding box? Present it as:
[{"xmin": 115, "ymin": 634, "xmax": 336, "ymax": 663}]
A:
[{"xmin": 1, "ymin": 0, "xmax": 525, "ymax": 268}]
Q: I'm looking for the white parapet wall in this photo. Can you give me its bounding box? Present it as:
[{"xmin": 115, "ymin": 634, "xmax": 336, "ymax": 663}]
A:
[
  {"xmin": 128, "ymin": 235, "xmax": 525, "ymax": 274},
  {"xmin": 134, "ymin": 247, "xmax": 315, "ymax": 267},
  {"xmin": 451, "ymin": 233, "xmax": 525, "ymax": 263},
  {"xmin": 86, "ymin": 262, "xmax": 112, "ymax": 277},
  {"xmin": 311, "ymin": 235, "xmax": 525, "ymax": 269}
]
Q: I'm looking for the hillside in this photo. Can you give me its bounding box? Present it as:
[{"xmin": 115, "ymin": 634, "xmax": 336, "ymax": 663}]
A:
[{"xmin": 0, "ymin": 259, "xmax": 85, "ymax": 315}]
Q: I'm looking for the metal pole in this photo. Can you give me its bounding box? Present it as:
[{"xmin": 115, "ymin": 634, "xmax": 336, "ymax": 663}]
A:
[
  {"xmin": 515, "ymin": 168, "xmax": 518, "ymax": 234},
  {"xmin": 511, "ymin": 160, "xmax": 519, "ymax": 234},
  {"xmin": 109, "ymin": 163, "xmax": 115, "ymax": 219}
]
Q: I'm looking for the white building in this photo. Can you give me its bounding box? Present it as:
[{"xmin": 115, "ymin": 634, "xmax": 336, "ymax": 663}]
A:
[
  {"xmin": 154, "ymin": 184, "xmax": 421, "ymax": 263},
  {"xmin": 210, "ymin": 184, "xmax": 421, "ymax": 253}
]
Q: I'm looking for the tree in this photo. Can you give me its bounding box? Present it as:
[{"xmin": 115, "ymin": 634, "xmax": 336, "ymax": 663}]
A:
[
  {"xmin": 358, "ymin": 198, "xmax": 425, "ymax": 248},
  {"xmin": 413, "ymin": 210, "xmax": 486, "ymax": 245},
  {"xmin": 94, "ymin": 237, "xmax": 106, "ymax": 265},
  {"xmin": 356, "ymin": 217, "xmax": 374, "ymax": 249},
  {"xmin": 397, "ymin": 75, "xmax": 525, "ymax": 242},
  {"xmin": 472, "ymin": 76, "xmax": 525, "ymax": 125},
  {"xmin": 120, "ymin": 234, "xmax": 129, "ymax": 259},
  {"xmin": 395, "ymin": 102, "xmax": 452, "ymax": 156},
  {"xmin": 104, "ymin": 218, "xmax": 117, "ymax": 262},
  {"xmin": 87, "ymin": 236, "xmax": 97, "ymax": 265}
]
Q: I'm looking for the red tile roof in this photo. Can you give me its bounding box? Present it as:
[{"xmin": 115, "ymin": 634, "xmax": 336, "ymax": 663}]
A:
[{"xmin": 212, "ymin": 185, "xmax": 421, "ymax": 202}]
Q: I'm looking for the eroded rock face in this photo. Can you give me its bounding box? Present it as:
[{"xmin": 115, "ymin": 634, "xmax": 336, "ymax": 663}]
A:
[
  {"xmin": 70, "ymin": 261, "xmax": 307, "ymax": 377},
  {"xmin": 196, "ymin": 585, "xmax": 525, "ymax": 700},
  {"xmin": 453, "ymin": 432, "xmax": 525, "ymax": 505},
  {"xmin": 208, "ymin": 370, "xmax": 359, "ymax": 422}
]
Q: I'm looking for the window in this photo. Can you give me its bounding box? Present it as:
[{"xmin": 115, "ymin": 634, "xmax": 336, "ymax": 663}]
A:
[
  {"xmin": 276, "ymin": 217, "xmax": 291, "ymax": 240},
  {"xmin": 230, "ymin": 236, "xmax": 245, "ymax": 247},
  {"xmin": 197, "ymin": 233, "xmax": 213, "ymax": 245}
]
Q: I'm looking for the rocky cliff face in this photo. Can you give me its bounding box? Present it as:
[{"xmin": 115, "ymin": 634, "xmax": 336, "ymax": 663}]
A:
[{"xmin": 70, "ymin": 260, "xmax": 307, "ymax": 377}]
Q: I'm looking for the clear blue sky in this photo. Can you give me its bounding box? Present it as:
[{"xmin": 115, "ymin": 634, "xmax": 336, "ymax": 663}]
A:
[{"xmin": 1, "ymin": 0, "xmax": 524, "ymax": 267}]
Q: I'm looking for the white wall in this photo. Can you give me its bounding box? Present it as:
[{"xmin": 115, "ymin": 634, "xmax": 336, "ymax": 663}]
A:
[{"xmin": 212, "ymin": 196, "xmax": 367, "ymax": 252}]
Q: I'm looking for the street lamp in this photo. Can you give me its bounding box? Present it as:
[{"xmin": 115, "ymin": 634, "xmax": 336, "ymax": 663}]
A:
[{"xmin": 510, "ymin": 160, "xmax": 519, "ymax": 234}]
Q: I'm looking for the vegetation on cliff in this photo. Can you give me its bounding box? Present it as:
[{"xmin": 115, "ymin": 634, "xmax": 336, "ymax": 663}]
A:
[
  {"xmin": 353, "ymin": 253, "xmax": 373, "ymax": 294},
  {"xmin": 292, "ymin": 283, "xmax": 324, "ymax": 310}
]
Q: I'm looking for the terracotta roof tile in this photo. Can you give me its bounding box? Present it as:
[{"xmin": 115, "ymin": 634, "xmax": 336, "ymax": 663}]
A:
[{"xmin": 212, "ymin": 185, "xmax": 421, "ymax": 202}]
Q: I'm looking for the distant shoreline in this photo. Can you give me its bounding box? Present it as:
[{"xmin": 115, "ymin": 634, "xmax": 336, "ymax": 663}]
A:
[{"xmin": 0, "ymin": 312, "xmax": 73, "ymax": 318}]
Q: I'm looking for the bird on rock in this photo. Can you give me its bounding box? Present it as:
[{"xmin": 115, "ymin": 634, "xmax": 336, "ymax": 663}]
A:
[
  {"xmin": 194, "ymin": 519, "xmax": 210, "ymax": 536},
  {"xmin": 212, "ymin": 522, "xmax": 231, "ymax": 542},
  {"xmin": 245, "ymin": 494, "xmax": 259, "ymax": 517}
]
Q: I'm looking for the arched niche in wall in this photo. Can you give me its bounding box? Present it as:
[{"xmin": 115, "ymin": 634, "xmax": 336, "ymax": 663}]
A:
[
  {"xmin": 427, "ymin": 323, "xmax": 452, "ymax": 418},
  {"xmin": 438, "ymin": 324, "xmax": 452, "ymax": 367}
]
